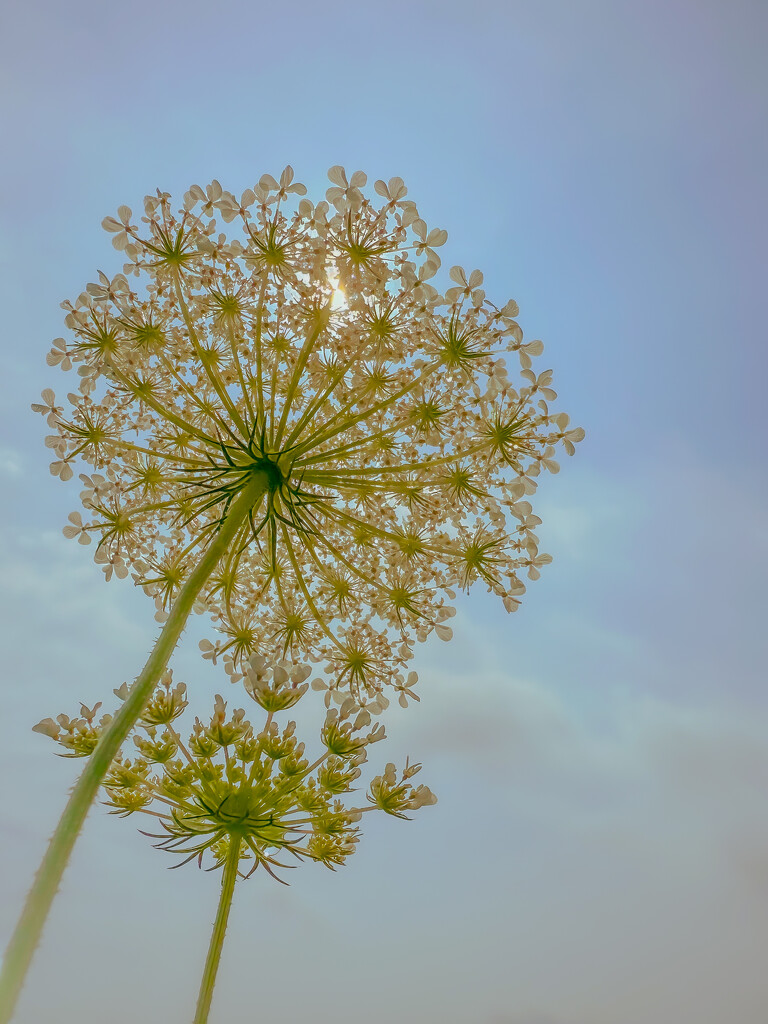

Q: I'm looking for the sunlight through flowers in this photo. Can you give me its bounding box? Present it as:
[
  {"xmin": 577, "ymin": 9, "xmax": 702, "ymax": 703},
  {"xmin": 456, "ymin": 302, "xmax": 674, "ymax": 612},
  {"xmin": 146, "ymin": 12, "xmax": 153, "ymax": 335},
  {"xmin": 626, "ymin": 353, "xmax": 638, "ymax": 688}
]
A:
[
  {"xmin": 1, "ymin": 165, "xmax": 583, "ymax": 1020},
  {"xmin": 37, "ymin": 165, "xmax": 584, "ymax": 703}
]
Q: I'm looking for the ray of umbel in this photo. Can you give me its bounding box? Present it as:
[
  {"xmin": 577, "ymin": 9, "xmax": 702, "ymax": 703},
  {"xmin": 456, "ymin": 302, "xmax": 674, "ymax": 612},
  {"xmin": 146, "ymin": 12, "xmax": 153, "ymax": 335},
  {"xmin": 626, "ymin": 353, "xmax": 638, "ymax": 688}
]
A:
[{"xmin": 1, "ymin": 165, "xmax": 582, "ymax": 1018}]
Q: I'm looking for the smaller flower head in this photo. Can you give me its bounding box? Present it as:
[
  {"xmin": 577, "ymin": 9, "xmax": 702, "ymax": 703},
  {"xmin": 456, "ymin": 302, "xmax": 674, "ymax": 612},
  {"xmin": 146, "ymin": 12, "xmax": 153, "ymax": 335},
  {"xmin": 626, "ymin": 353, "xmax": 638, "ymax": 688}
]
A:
[{"xmin": 35, "ymin": 658, "xmax": 435, "ymax": 881}]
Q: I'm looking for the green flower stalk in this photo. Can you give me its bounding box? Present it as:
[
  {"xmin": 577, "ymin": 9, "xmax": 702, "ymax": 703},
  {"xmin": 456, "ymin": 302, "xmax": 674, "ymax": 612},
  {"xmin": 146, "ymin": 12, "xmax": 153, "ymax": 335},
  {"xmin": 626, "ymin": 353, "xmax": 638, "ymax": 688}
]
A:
[
  {"xmin": 33, "ymin": 660, "xmax": 436, "ymax": 1022},
  {"xmin": 2, "ymin": 165, "xmax": 582, "ymax": 1017}
]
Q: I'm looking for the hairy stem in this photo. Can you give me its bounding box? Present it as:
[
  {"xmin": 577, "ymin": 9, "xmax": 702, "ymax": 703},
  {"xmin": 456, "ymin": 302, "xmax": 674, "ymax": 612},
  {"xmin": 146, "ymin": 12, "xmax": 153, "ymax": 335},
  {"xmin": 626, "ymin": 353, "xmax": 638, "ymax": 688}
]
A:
[
  {"xmin": 193, "ymin": 836, "xmax": 242, "ymax": 1024},
  {"xmin": 0, "ymin": 472, "xmax": 269, "ymax": 1023}
]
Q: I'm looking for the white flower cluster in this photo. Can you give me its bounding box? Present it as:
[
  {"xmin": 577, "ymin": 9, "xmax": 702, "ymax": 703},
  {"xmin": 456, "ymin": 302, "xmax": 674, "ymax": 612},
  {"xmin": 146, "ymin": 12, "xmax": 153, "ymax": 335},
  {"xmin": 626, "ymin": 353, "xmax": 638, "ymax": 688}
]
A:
[{"xmin": 35, "ymin": 166, "xmax": 583, "ymax": 699}]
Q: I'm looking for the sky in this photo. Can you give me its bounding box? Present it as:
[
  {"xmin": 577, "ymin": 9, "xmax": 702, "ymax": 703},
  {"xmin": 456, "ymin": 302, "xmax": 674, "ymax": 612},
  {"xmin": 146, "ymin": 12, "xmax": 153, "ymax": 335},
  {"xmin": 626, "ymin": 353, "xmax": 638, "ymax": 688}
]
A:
[{"xmin": 0, "ymin": 1, "xmax": 766, "ymax": 1021}]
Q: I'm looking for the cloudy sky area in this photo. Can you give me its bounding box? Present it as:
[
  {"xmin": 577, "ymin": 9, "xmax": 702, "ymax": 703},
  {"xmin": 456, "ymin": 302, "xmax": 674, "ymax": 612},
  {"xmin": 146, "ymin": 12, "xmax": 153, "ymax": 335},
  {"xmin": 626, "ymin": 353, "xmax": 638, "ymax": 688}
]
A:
[{"xmin": 1, "ymin": 1, "xmax": 766, "ymax": 1021}]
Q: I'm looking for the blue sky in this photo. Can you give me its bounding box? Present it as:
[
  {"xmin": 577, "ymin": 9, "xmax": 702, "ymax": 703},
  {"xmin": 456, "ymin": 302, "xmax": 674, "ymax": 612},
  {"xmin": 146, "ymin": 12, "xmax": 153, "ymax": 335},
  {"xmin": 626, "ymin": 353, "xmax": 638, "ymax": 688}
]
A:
[{"xmin": 1, "ymin": 2, "xmax": 766, "ymax": 1022}]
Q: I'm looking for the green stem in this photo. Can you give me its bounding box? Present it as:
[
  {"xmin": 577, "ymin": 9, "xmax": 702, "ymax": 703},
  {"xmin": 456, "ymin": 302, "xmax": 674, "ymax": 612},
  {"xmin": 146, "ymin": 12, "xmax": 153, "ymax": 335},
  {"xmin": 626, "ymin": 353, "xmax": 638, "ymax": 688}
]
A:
[
  {"xmin": 0, "ymin": 472, "xmax": 269, "ymax": 1023},
  {"xmin": 193, "ymin": 836, "xmax": 242, "ymax": 1024}
]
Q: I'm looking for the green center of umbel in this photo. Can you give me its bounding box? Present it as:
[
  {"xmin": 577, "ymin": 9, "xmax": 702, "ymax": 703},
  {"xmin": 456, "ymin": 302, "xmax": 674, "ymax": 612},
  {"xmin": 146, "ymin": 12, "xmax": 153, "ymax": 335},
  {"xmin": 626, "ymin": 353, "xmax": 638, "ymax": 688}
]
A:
[{"xmin": 249, "ymin": 450, "xmax": 294, "ymax": 493}]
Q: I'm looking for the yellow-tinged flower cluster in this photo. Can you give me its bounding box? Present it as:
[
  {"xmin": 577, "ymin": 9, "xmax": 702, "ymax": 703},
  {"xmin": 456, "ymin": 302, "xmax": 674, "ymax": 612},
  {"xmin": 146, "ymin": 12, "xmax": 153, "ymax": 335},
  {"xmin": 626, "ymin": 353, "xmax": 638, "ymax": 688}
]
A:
[
  {"xmin": 34, "ymin": 659, "xmax": 435, "ymax": 880},
  {"xmin": 35, "ymin": 165, "xmax": 583, "ymax": 699}
]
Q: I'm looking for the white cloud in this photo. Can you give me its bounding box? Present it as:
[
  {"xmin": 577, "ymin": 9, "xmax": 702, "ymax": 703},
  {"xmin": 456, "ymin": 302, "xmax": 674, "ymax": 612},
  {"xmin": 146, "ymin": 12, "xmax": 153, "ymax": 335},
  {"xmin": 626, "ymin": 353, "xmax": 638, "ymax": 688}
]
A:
[{"xmin": 0, "ymin": 445, "xmax": 21, "ymax": 477}]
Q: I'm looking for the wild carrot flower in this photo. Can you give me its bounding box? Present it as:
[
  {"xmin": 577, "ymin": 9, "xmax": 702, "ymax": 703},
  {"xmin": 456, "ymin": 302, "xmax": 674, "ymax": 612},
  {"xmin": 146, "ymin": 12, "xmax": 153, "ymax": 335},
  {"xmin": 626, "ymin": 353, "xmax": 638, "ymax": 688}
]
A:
[
  {"xmin": 34, "ymin": 658, "xmax": 435, "ymax": 1021},
  {"xmin": 34, "ymin": 659, "xmax": 435, "ymax": 879},
  {"xmin": 36, "ymin": 165, "xmax": 583, "ymax": 701}
]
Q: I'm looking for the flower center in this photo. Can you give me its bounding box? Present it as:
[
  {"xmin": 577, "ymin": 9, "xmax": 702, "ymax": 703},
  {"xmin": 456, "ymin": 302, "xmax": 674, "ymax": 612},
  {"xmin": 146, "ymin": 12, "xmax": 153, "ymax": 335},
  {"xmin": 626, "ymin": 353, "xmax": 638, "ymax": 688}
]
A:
[{"xmin": 249, "ymin": 450, "xmax": 294, "ymax": 493}]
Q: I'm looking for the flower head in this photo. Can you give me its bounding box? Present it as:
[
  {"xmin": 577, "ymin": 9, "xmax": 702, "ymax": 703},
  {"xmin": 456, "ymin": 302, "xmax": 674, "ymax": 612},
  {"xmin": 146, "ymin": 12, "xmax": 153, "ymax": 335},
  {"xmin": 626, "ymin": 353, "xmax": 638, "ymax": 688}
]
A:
[
  {"xmin": 37, "ymin": 166, "xmax": 583, "ymax": 699},
  {"xmin": 35, "ymin": 660, "xmax": 436, "ymax": 880}
]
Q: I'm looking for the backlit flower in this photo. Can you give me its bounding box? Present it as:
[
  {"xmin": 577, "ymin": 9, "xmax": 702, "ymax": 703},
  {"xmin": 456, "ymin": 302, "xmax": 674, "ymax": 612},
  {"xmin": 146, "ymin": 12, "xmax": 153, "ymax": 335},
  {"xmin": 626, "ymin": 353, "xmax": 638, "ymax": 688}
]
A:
[
  {"xmin": 34, "ymin": 660, "xmax": 436, "ymax": 879},
  {"xmin": 36, "ymin": 166, "xmax": 583, "ymax": 699}
]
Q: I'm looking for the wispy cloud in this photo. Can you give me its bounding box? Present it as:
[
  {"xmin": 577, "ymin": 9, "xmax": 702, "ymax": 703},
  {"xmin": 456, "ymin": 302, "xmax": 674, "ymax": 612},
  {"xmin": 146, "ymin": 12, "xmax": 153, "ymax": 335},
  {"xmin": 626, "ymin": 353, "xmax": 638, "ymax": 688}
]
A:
[{"xmin": 0, "ymin": 445, "xmax": 21, "ymax": 477}]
